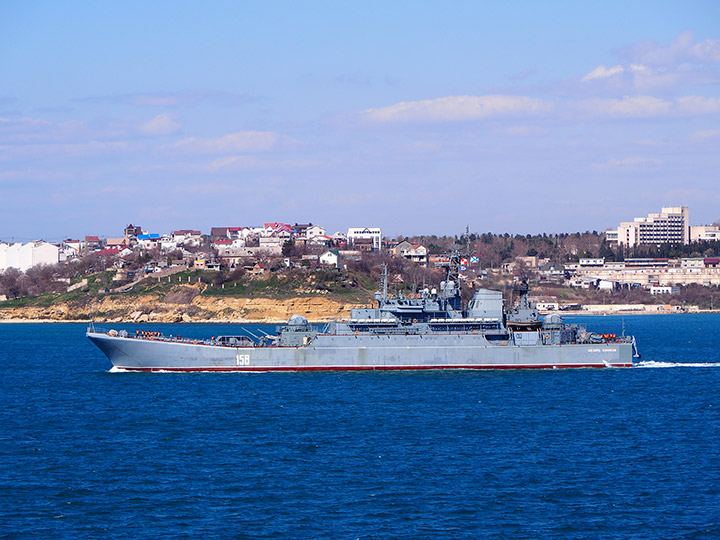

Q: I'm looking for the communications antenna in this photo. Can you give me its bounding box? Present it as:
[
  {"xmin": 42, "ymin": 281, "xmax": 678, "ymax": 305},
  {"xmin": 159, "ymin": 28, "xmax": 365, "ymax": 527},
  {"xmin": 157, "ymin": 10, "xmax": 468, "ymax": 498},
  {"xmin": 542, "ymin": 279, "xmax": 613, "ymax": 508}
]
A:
[{"xmin": 380, "ymin": 263, "xmax": 388, "ymax": 301}]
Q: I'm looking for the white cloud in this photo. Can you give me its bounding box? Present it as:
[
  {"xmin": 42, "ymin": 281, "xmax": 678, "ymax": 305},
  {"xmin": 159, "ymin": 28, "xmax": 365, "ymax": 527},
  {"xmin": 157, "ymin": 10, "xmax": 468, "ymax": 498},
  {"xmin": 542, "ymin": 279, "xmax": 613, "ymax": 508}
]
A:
[
  {"xmin": 577, "ymin": 95, "xmax": 720, "ymax": 118},
  {"xmin": 207, "ymin": 155, "xmax": 255, "ymax": 170},
  {"xmin": 692, "ymin": 129, "xmax": 720, "ymax": 140},
  {"xmin": 629, "ymin": 31, "xmax": 720, "ymax": 66},
  {"xmin": 172, "ymin": 131, "xmax": 280, "ymax": 154},
  {"xmin": 581, "ymin": 64, "xmax": 624, "ymax": 82},
  {"xmin": 362, "ymin": 95, "xmax": 552, "ymax": 123},
  {"xmin": 139, "ymin": 113, "xmax": 181, "ymax": 135},
  {"xmin": 581, "ymin": 33, "xmax": 720, "ymax": 93},
  {"xmin": 0, "ymin": 116, "xmax": 52, "ymax": 128},
  {"xmin": 0, "ymin": 116, "xmax": 86, "ymax": 143},
  {"xmin": 579, "ymin": 96, "xmax": 671, "ymax": 117},
  {"xmin": 631, "ymin": 67, "xmax": 680, "ymax": 92},
  {"xmin": 579, "ymin": 62, "xmax": 683, "ymax": 92},
  {"xmin": 675, "ymin": 96, "xmax": 720, "ymax": 115}
]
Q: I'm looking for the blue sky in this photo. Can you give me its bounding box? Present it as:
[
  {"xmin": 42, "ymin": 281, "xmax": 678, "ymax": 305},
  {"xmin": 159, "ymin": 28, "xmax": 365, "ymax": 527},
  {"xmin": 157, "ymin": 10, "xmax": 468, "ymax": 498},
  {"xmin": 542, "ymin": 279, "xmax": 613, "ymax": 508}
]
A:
[{"xmin": 1, "ymin": 1, "xmax": 719, "ymax": 240}]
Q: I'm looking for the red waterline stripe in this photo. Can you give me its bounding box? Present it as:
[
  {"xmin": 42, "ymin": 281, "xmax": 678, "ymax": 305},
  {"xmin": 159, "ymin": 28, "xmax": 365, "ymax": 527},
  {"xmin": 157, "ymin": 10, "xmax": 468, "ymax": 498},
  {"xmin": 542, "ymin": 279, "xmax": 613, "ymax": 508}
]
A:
[{"xmin": 118, "ymin": 363, "xmax": 634, "ymax": 372}]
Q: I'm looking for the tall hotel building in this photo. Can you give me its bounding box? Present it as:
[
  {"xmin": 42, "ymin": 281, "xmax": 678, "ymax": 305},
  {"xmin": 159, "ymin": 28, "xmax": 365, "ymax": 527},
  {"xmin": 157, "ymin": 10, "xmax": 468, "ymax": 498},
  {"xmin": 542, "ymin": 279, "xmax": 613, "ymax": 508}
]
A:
[{"xmin": 605, "ymin": 206, "xmax": 689, "ymax": 247}]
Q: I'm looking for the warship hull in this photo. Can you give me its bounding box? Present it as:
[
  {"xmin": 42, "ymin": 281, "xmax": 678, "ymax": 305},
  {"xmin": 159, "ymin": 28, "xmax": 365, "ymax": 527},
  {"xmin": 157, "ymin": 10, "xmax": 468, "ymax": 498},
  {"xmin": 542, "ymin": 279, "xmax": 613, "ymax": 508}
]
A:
[{"xmin": 88, "ymin": 331, "xmax": 634, "ymax": 372}]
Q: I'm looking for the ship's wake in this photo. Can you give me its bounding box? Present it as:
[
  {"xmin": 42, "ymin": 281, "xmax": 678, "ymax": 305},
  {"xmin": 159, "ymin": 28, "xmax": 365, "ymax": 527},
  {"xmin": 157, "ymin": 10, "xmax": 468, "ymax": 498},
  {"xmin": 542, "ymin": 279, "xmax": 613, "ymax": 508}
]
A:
[
  {"xmin": 635, "ymin": 361, "xmax": 720, "ymax": 368},
  {"xmin": 108, "ymin": 367, "xmax": 266, "ymax": 373}
]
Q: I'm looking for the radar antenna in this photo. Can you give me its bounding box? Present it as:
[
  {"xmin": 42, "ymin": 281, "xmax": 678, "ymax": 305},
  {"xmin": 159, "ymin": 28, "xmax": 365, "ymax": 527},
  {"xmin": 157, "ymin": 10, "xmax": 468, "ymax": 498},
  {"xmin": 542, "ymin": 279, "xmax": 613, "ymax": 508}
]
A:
[{"xmin": 380, "ymin": 263, "xmax": 388, "ymax": 302}]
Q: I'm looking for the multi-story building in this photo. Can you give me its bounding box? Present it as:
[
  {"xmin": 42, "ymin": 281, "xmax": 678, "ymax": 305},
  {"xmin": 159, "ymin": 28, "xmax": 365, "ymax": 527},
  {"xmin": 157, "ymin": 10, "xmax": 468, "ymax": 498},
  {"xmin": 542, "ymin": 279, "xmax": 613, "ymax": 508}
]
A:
[
  {"xmin": 564, "ymin": 257, "xmax": 720, "ymax": 287},
  {"xmin": 124, "ymin": 224, "xmax": 143, "ymax": 245},
  {"xmin": 690, "ymin": 225, "xmax": 720, "ymax": 242},
  {"xmin": 347, "ymin": 227, "xmax": 382, "ymax": 251},
  {"xmin": 0, "ymin": 241, "xmax": 59, "ymax": 272},
  {"xmin": 606, "ymin": 206, "xmax": 689, "ymax": 247}
]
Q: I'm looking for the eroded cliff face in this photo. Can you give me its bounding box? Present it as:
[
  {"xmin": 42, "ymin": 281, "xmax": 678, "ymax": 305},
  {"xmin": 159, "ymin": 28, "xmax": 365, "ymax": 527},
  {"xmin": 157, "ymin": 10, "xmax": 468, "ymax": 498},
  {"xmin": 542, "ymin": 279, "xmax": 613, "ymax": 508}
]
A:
[
  {"xmin": 192, "ymin": 296, "xmax": 357, "ymax": 323},
  {"xmin": 0, "ymin": 294, "xmax": 360, "ymax": 323}
]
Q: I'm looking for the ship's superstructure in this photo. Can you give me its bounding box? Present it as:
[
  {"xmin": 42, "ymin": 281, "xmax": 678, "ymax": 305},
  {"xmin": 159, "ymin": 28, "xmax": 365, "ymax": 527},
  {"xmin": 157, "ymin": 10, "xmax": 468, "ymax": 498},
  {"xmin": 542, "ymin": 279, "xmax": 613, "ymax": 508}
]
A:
[{"xmin": 88, "ymin": 254, "xmax": 639, "ymax": 371}]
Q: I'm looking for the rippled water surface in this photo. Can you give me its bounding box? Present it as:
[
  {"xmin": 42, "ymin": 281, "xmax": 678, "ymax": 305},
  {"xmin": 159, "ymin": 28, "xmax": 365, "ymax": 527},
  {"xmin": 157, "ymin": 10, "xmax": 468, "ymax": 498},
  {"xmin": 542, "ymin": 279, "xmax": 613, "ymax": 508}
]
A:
[{"xmin": 1, "ymin": 314, "xmax": 719, "ymax": 539}]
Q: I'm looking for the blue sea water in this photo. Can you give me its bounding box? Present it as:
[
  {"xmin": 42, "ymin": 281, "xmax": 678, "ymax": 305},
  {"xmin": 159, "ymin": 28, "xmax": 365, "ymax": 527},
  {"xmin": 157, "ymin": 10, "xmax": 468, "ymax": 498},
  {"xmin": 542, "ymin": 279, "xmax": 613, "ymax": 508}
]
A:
[{"xmin": 1, "ymin": 314, "xmax": 719, "ymax": 539}]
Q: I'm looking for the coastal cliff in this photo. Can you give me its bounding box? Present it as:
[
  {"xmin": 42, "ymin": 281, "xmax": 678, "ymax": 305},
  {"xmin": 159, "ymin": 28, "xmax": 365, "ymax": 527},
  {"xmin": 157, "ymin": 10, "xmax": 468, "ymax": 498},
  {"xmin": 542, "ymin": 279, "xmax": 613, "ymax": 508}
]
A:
[{"xmin": 0, "ymin": 294, "xmax": 361, "ymax": 323}]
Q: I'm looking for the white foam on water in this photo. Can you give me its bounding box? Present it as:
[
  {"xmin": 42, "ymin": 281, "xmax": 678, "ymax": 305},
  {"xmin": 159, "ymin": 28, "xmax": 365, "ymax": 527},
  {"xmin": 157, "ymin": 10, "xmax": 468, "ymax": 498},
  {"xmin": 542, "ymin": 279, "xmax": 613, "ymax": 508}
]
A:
[
  {"xmin": 635, "ymin": 361, "xmax": 720, "ymax": 368},
  {"xmin": 108, "ymin": 367, "xmax": 267, "ymax": 374}
]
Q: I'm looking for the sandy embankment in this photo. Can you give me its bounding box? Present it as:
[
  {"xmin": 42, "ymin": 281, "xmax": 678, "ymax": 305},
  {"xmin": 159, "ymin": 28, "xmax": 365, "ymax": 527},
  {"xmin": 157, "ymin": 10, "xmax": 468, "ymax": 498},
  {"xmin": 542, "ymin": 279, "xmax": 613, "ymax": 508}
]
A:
[{"xmin": 0, "ymin": 294, "xmax": 361, "ymax": 324}]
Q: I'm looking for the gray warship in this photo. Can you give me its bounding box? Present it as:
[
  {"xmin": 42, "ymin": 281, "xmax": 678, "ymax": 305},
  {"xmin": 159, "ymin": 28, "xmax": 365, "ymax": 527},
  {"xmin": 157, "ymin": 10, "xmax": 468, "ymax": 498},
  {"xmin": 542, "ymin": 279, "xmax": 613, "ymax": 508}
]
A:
[{"xmin": 87, "ymin": 256, "xmax": 639, "ymax": 371}]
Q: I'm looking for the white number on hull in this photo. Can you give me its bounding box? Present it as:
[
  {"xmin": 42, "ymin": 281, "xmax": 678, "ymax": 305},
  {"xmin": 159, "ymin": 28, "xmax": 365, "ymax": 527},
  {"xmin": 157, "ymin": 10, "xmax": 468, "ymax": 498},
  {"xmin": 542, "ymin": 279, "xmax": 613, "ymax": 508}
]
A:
[{"xmin": 236, "ymin": 354, "xmax": 251, "ymax": 366}]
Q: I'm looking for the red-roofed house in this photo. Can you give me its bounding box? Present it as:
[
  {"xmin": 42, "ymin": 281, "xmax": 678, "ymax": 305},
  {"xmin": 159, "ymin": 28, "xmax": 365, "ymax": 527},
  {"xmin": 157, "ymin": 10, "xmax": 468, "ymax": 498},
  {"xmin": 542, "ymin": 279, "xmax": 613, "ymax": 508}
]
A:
[
  {"xmin": 309, "ymin": 234, "xmax": 332, "ymax": 247},
  {"xmin": 98, "ymin": 246, "xmax": 120, "ymax": 256},
  {"xmin": 85, "ymin": 236, "xmax": 101, "ymax": 251},
  {"xmin": 212, "ymin": 239, "xmax": 233, "ymax": 249},
  {"xmin": 271, "ymin": 225, "xmax": 294, "ymax": 239}
]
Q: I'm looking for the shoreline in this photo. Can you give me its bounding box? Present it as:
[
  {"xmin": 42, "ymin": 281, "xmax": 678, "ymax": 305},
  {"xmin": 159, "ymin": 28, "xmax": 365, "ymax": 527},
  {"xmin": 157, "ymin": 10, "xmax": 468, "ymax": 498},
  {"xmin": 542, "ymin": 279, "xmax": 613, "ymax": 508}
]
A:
[
  {"xmin": 3, "ymin": 309, "xmax": 720, "ymax": 324},
  {"xmin": 0, "ymin": 317, "xmax": 303, "ymax": 324},
  {"xmin": 541, "ymin": 309, "xmax": 720, "ymax": 316}
]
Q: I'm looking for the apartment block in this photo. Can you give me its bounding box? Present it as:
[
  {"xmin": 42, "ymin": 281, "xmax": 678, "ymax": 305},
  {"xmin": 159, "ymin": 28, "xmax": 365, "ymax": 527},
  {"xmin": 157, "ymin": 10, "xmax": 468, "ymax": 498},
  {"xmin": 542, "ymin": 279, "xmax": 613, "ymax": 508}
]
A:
[{"xmin": 606, "ymin": 206, "xmax": 689, "ymax": 247}]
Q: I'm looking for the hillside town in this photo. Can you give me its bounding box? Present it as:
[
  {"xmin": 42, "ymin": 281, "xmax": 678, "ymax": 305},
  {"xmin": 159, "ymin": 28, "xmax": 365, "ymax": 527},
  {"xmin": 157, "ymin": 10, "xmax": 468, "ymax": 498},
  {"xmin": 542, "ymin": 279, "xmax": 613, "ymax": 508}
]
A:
[{"xmin": 1, "ymin": 205, "xmax": 720, "ymax": 315}]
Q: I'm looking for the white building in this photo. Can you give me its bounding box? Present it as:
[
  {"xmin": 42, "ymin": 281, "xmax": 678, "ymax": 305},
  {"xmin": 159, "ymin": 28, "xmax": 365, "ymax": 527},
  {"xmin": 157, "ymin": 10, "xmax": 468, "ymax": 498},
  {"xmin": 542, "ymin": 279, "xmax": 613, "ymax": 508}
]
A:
[
  {"xmin": 690, "ymin": 225, "xmax": 720, "ymax": 242},
  {"xmin": 650, "ymin": 285, "xmax": 675, "ymax": 295},
  {"xmin": 681, "ymin": 258, "xmax": 705, "ymax": 271},
  {"xmin": 347, "ymin": 227, "xmax": 382, "ymax": 251},
  {"xmin": 606, "ymin": 206, "xmax": 689, "ymax": 247},
  {"xmin": 159, "ymin": 235, "xmax": 178, "ymax": 251},
  {"xmin": 0, "ymin": 241, "xmax": 59, "ymax": 272},
  {"xmin": 137, "ymin": 234, "xmax": 161, "ymax": 250},
  {"xmin": 319, "ymin": 250, "xmax": 339, "ymax": 267},
  {"xmin": 309, "ymin": 235, "xmax": 331, "ymax": 247},
  {"xmin": 331, "ymin": 231, "xmax": 347, "ymax": 244},
  {"xmin": 58, "ymin": 243, "xmax": 78, "ymax": 262},
  {"xmin": 259, "ymin": 237, "xmax": 283, "ymax": 249},
  {"xmin": 172, "ymin": 230, "xmax": 203, "ymax": 247},
  {"xmin": 529, "ymin": 296, "xmax": 559, "ymax": 311},
  {"xmin": 393, "ymin": 242, "xmax": 428, "ymax": 265},
  {"xmin": 597, "ymin": 280, "xmax": 616, "ymax": 291},
  {"xmin": 305, "ymin": 225, "xmax": 327, "ymax": 239}
]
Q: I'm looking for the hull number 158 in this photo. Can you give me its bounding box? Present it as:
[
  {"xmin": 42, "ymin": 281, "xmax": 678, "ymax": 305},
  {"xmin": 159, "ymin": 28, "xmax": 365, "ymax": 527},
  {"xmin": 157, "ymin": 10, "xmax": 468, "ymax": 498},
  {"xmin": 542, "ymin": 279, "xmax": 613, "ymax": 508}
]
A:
[{"xmin": 236, "ymin": 354, "xmax": 250, "ymax": 365}]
